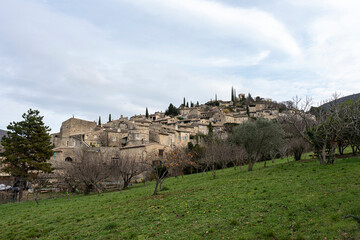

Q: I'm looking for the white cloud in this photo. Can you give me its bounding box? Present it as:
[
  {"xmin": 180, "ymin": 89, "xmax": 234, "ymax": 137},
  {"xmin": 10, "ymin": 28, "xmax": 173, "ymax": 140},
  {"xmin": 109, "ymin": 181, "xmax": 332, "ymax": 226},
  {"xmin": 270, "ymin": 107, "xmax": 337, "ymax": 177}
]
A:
[{"xmin": 126, "ymin": 0, "xmax": 300, "ymax": 56}]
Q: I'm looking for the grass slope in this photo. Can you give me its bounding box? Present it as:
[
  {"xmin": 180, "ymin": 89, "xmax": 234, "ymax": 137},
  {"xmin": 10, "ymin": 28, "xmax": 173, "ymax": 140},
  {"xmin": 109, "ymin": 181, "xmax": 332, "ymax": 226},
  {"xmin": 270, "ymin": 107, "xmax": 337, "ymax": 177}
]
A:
[{"xmin": 1, "ymin": 157, "xmax": 360, "ymax": 240}]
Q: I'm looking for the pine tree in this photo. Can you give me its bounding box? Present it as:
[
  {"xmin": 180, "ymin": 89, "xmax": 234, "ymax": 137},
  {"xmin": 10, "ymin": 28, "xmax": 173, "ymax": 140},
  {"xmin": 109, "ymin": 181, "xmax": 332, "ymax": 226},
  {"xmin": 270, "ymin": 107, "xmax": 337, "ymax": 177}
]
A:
[
  {"xmin": 145, "ymin": 107, "xmax": 149, "ymax": 118},
  {"xmin": 108, "ymin": 114, "xmax": 112, "ymax": 123},
  {"xmin": 98, "ymin": 116, "xmax": 101, "ymax": 125},
  {"xmin": 1, "ymin": 109, "xmax": 53, "ymax": 201}
]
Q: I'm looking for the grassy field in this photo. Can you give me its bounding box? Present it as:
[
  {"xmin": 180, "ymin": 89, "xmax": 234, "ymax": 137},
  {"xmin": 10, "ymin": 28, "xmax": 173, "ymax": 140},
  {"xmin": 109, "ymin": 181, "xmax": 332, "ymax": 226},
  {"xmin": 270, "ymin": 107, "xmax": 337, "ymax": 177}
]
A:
[{"xmin": 1, "ymin": 156, "xmax": 360, "ymax": 240}]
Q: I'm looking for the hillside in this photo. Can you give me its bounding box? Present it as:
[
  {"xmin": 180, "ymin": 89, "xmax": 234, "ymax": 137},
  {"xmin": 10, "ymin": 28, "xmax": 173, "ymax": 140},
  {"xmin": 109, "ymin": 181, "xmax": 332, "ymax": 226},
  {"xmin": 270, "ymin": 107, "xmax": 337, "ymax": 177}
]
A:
[
  {"xmin": 0, "ymin": 157, "xmax": 359, "ymax": 239},
  {"xmin": 0, "ymin": 129, "xmax": 6, "ymax": 141},
  {"xmin": 320, "ymin": 93, "xmax": 360, "ymax": 109}
]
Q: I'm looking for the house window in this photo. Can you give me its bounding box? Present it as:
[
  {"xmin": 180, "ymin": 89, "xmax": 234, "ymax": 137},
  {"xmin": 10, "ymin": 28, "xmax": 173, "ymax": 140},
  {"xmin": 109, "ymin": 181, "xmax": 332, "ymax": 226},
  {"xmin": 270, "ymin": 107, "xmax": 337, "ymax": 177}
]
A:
[
  {"xmin": 159, "ymin": 149, "xmax": 164, "ymax": 156},
  {"xmin": 111, "ymin": 157, "xmax": 120, "ymax": 165}
]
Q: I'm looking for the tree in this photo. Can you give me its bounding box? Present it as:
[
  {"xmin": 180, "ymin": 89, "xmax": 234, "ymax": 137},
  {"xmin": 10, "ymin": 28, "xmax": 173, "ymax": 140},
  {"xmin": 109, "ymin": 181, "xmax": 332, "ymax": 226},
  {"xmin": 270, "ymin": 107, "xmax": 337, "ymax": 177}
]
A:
[
  {"xmin": 208, "ymin": 122, "xmax": 213, "ymax": 136},
  {"xmin": 60, "ymin": 147, "xmax": 112, "ymax": 195},
  {"xmin": 108, "ymin": 114, "xmax": 112, "ymax": 123},
  {"xmin": 196, "ymin": 101, "xmax": 199, "ymax": 107},
  {"xmin": 183, "ymin": 97, "xmax": 186, "ymax": 107},
  {"xmin": 229, "ymin": 118, "xmax": 285, "ymax": 171},
  {"xmin": 1, "ymin": 109, "xmax": 54, "ymax": 201},
  {"xmin": 111, "ymin": 153, "xmax": 147, "ymax": 189},
  {"xmin": 200, "ymin": 139, "xmax": 231, "ymax": 179},
  {"xmin": 186, "ymin": 102, "xmax": 189, "ymax": 108},
  {"xmin": 145, "ymin": 107, "xmax": 149, "ymax": 119},
  {"xmin": 165, "ymin": 103, "xmax": 180, "ymax": 117},
  {"xmin": 98, "ymin": 116, "xmax": 101, "ymax": 126}
]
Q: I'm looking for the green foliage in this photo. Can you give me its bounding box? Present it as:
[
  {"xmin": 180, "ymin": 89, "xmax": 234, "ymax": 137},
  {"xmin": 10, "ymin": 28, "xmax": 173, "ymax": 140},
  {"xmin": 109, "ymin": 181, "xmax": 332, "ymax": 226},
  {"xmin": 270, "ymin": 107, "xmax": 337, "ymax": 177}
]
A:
[
  {"xmin": 108, "ymin": 114, "xmax": 112, "ymax": 123},
  {"xmin": 1, "ymin": 109, "xmax": 53, "ymax": 200},
  {"xmin": 229, "ymin": 118, "xmax": 285, "ymax": 171},
  {"xmin": 98, "ymin": 116, "xmax": 101, "ymax": 125},
  {"xmin": 145, "ymin": 107, "xmax": 149, "ymax": 118},
  {"xmin": 1, "ymin": 109, "xmax": 53, "ymax": 175},
  {"xmin": 0, "ymin": 157, "xmax": 359, "ymax": 239},
  {"xmin": 165, "ymin": 103, "xmax": 180, "ymax": 117},
  {"xmin": 208, "ymin": 122, "xmax": 213, "ymax": 136}
]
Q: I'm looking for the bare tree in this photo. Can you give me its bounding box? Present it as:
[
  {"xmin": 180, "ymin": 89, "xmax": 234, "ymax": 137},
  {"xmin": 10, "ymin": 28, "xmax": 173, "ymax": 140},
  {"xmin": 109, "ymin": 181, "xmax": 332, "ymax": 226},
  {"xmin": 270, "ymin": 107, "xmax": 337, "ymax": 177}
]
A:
[
  {"xmin": 111, "ymin": 153, "xmax": 147, "ymax": 189},
  {"xmin": 200, "ymin": 139, "xmax": 232, "ymax": 179},
  {"xmin": 59, "ymin": 147, "xmax": 113, "ymax": 195}
]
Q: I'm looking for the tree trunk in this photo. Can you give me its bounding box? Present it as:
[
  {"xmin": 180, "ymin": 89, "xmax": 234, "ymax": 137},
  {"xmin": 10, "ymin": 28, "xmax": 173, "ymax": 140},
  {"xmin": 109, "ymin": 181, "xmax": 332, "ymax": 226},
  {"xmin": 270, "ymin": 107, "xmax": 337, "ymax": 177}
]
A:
[
  {"xmin": 84, "ymin": 185, "xmax": 91, "ymax": 195},
  {"xmin": 35, "ymin": 190, "xmax": 39, "ymax": 205},
  {"xmin": 294, "ymin": 150, "xmax": 302, "ymax": 161},
  {"xmin": 212, "ymin": 165, "xmax": 216, "ymax": 179},
  {"xmin": 263, "ymin": 160, "xmax": 267, "ymax": 168},
  {"xmin": 159, "ymin": 180, "xmax": 163, "ymax": 191},
  {"xmin": 153, "ymin": 180, "xmax": 159, "ymax": 195},
  {"xmin": 317, "ymin": 145, "xmax": 327, "ymax": 165},
  {"xmin": 327, "ymin": 144, "xmax": 336, "ymax": 164},
  {"xmin": 248, "ymin": 162, "xmax": 254, "ymax": 171},
  {"xmin": 18, "ymin": 176, "xmax": 24, "ymax": 202}
]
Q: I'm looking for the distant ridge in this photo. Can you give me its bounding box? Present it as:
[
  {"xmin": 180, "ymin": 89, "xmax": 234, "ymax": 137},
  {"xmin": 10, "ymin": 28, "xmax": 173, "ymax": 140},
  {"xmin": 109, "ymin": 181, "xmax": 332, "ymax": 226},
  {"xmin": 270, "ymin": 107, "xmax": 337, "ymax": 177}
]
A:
[
  {"xmin": 0, "ymin": 129, "xmax": 7, "ymax": 141},
  {"xmin": 320, "ymin": 93, "xmax": 360, "ymax": 109}
]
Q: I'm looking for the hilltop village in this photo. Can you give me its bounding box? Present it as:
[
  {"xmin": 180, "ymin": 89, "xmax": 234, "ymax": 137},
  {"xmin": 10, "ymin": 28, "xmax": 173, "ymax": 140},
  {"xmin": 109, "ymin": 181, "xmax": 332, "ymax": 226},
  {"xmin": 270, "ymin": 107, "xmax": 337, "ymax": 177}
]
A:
[{"xmin": 50, "ymin": 93, "xmax": 288, "ymax": 166}]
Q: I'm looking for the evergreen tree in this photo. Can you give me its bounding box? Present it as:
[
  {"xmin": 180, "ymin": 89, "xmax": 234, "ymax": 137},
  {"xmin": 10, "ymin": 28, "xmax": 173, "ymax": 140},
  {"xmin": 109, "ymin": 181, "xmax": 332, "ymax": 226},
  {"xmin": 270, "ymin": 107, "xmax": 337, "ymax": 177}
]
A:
[
  {"xmin": 233, "ymin": 88, "xmax": 237, "ymax": 104},
  {"xmin": 165, "ymin": 103, "xmax": 180, "ymax": 117},
  {"xmin": 183, "ymin": 97, "xmax": 186, "ymax": 107},
  {"xmin": 145, "ymin": 107, "xmax": 149, "ymax": 118},
  {"xmin": 98, "ymin": 116, "xmax": 101, "ymax": 125},
  {"xmin": 246, "ymin": 105, "xmax": 250, "ymax": 117},
  {"xmin": 190, "ymin": 102, "xmax": 194, "ymax": 108},
  {"xmin": 215, "ymin": 94, "xmax": 217, "ymax": 101},
  {"xmin": 108, "ymin": 114, "xmax": 112, "ymax": 123},
  {"xmin": 1, "ymin": 109, "xmax": 53, "ymax": 201},
  {"xmin": 186, "ymin": 102, "xmax": 189, "ymax": 108},
  {"xmin": 231, "ymin": 87, "xmax": 234, "ymax": 102},
  {"xmin": 196, "ymin": 101, "xmax": 199, "ymax": 106},
  {"xmin": 208, "ymin": 122, "xmax": 213, "ymax": 136}
]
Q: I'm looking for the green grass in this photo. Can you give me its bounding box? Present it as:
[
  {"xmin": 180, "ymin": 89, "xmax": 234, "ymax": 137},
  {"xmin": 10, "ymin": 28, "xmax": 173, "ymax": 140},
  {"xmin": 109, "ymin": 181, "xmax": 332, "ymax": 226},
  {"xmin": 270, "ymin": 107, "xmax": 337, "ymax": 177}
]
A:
[{"xmin": 1, "ymin": 157, "xmax": 360, "ymax": 239}]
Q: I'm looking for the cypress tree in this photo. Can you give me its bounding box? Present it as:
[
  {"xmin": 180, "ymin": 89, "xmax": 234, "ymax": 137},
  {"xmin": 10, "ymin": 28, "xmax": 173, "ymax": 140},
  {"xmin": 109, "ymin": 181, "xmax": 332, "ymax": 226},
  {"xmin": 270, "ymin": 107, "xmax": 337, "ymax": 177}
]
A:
[
  {"xmin": 183, "ymin": 97, "xmax": 186, "ymax": 107},
  {"xmin": 231, "ymin": 87, "xmax": 235, "ymax": 102},
  {"xmin": 145, "ymin": 107, "xmax": 149, "ymax": 118},
  {"xmin": 108, "ymin": 114, "xmax": 112, "ymax": 123},
  {"xmin": 98, "ymin": 116, "xmax": 101, "ymax": 125},
  {"xmin": 186, "ymin": 102, "xmax": 189, "ymax": 108},
  {"xmin": 196, "ymin": 101, "xmax": 199, "ymax": 106},
  {"xmin": 208, "ymin": 122, "xmax": 213, "ymax": 136}
]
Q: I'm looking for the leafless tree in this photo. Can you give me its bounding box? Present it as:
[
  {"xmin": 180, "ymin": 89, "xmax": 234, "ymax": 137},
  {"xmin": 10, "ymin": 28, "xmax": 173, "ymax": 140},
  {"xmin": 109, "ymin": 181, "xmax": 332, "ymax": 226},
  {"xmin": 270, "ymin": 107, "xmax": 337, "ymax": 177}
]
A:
[
  {"xmin": 111, "ymin": 153, "xmax": 147, "ymax": 189},
  {"xmin": 58, "ymin": 147, "xmax": 113, "ymax": 195},
  {"xmin": 230, "ymin": 145, "xmax": 246, "ymax": 170},
  {"xmin": 28, "ymin": 172, "xmax": 52, "ymax": 205},
  {"xmin": 200, "ymin": 139, "xmax": 232, "ymax": 179}
]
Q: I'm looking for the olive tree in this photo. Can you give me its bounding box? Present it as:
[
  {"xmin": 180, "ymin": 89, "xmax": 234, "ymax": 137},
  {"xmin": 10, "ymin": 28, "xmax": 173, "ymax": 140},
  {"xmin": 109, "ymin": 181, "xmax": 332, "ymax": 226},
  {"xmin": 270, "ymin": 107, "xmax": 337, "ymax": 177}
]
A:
[{"xmin": 229, "ymin": 118, "xmax": 286, "ymax": 171}]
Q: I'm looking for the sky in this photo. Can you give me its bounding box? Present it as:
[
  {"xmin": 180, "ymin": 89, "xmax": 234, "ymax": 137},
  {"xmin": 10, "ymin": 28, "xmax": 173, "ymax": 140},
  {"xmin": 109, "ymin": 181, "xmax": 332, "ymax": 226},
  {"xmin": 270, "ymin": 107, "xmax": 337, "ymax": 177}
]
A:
[{"xmin": 1, "ymin": 0, "xmax": 360, "ymax": 132}]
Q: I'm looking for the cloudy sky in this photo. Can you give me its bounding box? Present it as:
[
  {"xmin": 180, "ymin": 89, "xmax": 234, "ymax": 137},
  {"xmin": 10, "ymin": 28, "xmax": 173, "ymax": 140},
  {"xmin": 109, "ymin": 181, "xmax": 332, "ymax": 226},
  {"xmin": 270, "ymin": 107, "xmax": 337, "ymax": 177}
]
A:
[{"xmin": 1, "ymin": 0, "xmax": 359, "ymax": 132}]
